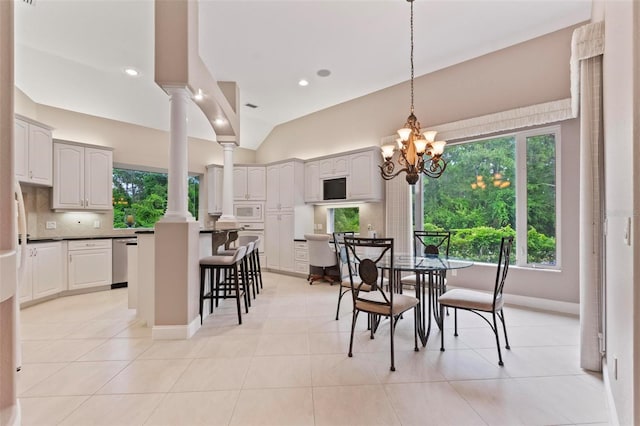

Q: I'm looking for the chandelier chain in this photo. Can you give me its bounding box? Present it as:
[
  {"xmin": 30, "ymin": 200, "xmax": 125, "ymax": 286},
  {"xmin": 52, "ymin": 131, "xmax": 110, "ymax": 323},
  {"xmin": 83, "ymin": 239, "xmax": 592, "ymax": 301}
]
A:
[{"xmin": 410, "ymin": 0, "xmax": 414, "ymax": 114}]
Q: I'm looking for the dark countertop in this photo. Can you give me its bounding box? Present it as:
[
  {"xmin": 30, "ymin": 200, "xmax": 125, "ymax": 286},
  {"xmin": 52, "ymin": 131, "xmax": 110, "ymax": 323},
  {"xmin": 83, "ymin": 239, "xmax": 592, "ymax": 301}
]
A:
[
  {"xmin": 23, "ymin": 234, "xmax": 137, "ymax": 243},
  {"xmin": 135, "ymin": 228, "xmax": 242, "ymax": 235}
]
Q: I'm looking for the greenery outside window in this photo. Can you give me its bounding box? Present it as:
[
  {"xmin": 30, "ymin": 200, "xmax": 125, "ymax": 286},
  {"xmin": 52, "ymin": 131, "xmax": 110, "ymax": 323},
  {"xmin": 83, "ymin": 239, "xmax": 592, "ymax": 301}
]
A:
[
  {"xmin": 113, "ymin": 167, "xmax": 199, "ymax": 229},
  {"xmin": 327, "ymin": 207, "xmax": 360, "ymax": 234},
  {"xmin": 420, "ymin": 126, "xmax": 558, "ymax": 267}
]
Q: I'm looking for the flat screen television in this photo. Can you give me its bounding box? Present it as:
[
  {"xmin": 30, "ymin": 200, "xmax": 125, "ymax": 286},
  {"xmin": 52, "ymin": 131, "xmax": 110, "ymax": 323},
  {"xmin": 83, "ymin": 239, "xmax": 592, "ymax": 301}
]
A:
[{"xmin": 323, "ymin": 177, "xmax": 347, "ymax": 201}]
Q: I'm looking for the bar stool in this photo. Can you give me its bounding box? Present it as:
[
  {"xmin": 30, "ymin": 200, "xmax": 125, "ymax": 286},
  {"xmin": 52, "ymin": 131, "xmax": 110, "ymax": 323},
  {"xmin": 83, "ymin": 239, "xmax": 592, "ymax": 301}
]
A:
[
  {"xmin": 199, "ymin": 245, "xmax": 248, "ymax": 325},
  {"xmin": 217, "ymin": 241, "xmax": 256, "ymax": 305}
]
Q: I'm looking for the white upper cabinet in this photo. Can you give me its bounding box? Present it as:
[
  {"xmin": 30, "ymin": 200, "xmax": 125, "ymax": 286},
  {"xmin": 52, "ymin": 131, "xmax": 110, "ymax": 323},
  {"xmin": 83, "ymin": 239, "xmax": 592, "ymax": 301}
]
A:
[
  {"xmin": 347, "ymin": 150, "xmax": 383, "ymax": 201},
  {"xmin": 304, "ymin": 161, "xmax": 321, "ymax": 203},
  {"xmin": 266, "ymin": 160, "xmax": 304, "ymax": 212},
  {"xmin": 14, "ymin": 117, "xmax": 53, "ymax": 186},
  {"xmin": 206, "ymin": 165, "xmax": 224, "ymax": 214},
  {"xmin": 303, "ymin": 148, "xmax": 383, "ymax": 203},
  {"xmin": 53, "ymin": 142, "xmax": 113, "ymax": 210},
  {"xmin": 233, "ymin": 166, "xmax": 265, "ymax": 200},
  {"xmin": 319, "ymin": 155, "xmax": 349, "ymax": 178}
]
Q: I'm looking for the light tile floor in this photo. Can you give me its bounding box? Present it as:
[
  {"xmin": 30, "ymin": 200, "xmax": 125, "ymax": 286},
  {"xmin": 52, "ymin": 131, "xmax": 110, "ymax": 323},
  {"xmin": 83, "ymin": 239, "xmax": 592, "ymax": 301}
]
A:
[{"xmin": 18, "ymin": 272, "xmax": 610, "ymax": 425}]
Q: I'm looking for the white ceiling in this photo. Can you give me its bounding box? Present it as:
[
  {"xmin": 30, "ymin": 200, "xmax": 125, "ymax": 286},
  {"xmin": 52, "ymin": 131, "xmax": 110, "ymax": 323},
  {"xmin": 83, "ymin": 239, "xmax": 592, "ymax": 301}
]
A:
[{"xmin": 14, "ymin": 0, "xmax": 591, "ymax": 150}]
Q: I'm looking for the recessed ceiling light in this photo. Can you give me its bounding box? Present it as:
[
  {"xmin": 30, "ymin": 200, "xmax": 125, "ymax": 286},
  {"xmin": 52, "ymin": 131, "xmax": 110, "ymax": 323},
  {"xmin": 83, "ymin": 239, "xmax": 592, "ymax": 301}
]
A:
[
  {"xmin": 214, "ymin": 118, "xmax": 226, "ymax": 126},
  {"xmin": 194, "ymin": 89, "xmax": 204, "ymax": 101},
  {"xmin": 298, "ymin": 79, "xmax": 309, "ymax": 87},
  {"xmin": 124, "ymin": 67, "xmax": 139, "ymax": 77},
  {"xmin": 317, "ymin": 69, "xmax": 331, "ymax": 77}
]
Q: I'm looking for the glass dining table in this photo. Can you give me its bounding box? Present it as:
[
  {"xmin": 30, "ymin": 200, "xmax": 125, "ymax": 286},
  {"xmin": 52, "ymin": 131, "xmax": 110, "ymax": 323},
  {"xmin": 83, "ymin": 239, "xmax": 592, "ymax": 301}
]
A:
[{"xmin": 378, "ymin": 255, "xmax": 474, "ymax": 347}]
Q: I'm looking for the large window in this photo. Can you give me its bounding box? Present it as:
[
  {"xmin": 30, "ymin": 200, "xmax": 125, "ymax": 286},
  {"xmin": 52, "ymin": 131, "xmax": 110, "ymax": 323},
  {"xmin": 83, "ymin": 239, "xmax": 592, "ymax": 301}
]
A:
[
  {"xmin": 420, "ymin": 127, "xmax": 558, "ymax": 267},
  {"xmin": 112, "ymin": 167, "xmax": 199, "ymax": 229}
]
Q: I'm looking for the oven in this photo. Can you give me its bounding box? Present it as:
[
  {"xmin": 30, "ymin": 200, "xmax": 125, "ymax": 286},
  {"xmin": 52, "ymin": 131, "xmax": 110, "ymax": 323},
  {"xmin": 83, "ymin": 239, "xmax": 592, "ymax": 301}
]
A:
[{"xmin": 234, "ymin": 202, "xmax": 264, "ymax": 222}]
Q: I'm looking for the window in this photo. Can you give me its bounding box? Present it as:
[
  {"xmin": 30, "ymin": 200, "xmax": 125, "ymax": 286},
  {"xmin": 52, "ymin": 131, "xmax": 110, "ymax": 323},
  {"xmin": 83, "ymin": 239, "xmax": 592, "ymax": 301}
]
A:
[
  {"xmin": 327, "ymin": 207, "xmax": 360, "ymax": 234},
  {"xmin": 112, "ymin": 167, "xmax": 199, "ymax": 229},
  {"xmin": 420, "ymin": 127, "xmax": 558, "ymax": 267}
]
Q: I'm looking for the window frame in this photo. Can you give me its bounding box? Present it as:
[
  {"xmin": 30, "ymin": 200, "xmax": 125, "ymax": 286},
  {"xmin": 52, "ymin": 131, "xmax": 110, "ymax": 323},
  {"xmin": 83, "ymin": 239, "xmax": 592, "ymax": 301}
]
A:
[{"xmin": 417, "ymin": 125, "xmax": 561, "ymax": 269}]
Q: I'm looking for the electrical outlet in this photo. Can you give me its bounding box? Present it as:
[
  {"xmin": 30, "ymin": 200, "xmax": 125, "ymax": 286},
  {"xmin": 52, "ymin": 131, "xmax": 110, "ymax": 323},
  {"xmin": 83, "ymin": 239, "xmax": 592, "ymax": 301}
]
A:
[
  {"xmin": 451, "ymin": 269, "xmax": 457, "ymax": 277},
  {"xmin": 46, "ymin": 221, "xmax": 56, "ymax": 230},
  {"xmin": 614, "ymin": 357, "xmax": 618, "ymax": 380},
  {"xmin": 93, "ymin": 220, "xmax": 101, "ymax": 228}
]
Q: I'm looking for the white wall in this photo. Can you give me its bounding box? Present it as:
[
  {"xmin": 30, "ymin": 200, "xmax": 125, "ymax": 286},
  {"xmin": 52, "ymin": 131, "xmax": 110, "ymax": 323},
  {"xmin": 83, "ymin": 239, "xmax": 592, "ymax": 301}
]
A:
[
  {"xmin": 600, "ymin": 1, "xmax": 638, "ymax": 424},
  {"xmin": 256, "ymin": 26, "xmax": 582, "ymax": 305}
]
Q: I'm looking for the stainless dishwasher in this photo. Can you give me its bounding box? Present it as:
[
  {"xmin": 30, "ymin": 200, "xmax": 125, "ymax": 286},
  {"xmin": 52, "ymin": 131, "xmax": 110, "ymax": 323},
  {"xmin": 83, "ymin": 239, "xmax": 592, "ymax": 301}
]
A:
[{"xmin": 112, "ymin": 237, "xmax": 137, "ymax": 286}]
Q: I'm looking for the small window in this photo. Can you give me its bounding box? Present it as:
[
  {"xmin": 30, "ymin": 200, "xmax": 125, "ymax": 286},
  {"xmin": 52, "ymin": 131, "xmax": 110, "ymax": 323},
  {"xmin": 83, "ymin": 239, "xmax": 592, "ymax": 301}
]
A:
[
  {"xmin": 112, "ymin": 167, "xmax": 199, "ymax": 229},
  {"xmin": 327, "ymin": 207, "xmax": 360, "ymax": 234}
]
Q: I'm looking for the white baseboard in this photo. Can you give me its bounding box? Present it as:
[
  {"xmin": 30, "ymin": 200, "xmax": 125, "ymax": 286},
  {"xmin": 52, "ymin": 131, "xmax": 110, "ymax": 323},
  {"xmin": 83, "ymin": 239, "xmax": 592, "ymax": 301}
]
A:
[
  {"xmin": 151, "ymin": 316, "xmax": 201, "ymax": 340},
  {"xmin": 447, "ymin": 285, "xmax": 579, "ymax": 315},
  {"xmin": 602, "ymin": 359, "xmax": 620, "ymax": 426},
  {"xmin": 502, "ymin": 293, "xmax": 579, "ymax": 315}
]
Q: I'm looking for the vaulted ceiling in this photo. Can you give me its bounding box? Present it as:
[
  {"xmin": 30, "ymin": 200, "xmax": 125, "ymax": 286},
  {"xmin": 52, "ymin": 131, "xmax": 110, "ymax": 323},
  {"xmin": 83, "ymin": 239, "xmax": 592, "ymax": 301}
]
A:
[{"xmin": 14, "ymin": 0, "xmax": 591, "ymax": 150}]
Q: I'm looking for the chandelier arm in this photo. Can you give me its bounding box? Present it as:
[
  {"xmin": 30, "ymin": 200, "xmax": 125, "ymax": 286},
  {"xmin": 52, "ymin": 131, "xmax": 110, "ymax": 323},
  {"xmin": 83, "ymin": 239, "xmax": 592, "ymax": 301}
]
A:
[{"xmin": 421, "ymin": 158, "xmax": 448, "ymax": 179}]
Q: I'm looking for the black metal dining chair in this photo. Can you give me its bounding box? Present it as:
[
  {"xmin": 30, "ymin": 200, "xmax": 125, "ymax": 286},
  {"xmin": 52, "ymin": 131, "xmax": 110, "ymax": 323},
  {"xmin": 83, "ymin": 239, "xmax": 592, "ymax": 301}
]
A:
[
  {"xmin": 332, "ymin": 231, "xmax": 356, "ymax": 320},
  {"xmin": 438, "ymin": 236, "xmax": 514, "ymax": 366},
  {"xmin": 344, "ymin": 237, "xmax": 419, "ymax": 371}
]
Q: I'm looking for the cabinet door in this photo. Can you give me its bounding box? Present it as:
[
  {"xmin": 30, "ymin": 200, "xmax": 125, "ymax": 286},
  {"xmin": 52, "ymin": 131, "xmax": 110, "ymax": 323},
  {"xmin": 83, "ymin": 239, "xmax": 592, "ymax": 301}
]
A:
[
  {"xmin": 348, "ymin": 151, "xmax": 374, "ymax": 199},
  {"xmin": 265, "ymin": 165, "xmax": 280, "ymax": 211},
  {"xmin": 32, "ymin": 243, "xmax": 63, "ymax": 299},
  {"xmin": 318, "ymin": 159, "xmax": 334, "ymax": 177},
  {"xmin": 265, "ymin": 214, "xmax": 280, "ymax": 269},
  {"xmin": 304, "ymin": 162, "xmax": 321, "ymax": 202},
  {"xmin": 85, "ymin": 147, "xmax": 113, "ymax": 210},
  {"xmin": 214, "ymin": 167, "xmax": 224, "ymax": 213},
  {"xmin": 18, "ymin": 246, "xmax": 33, "ymax": 304},
  {"xmin": 333, "ymin": 156, "xmax": 349, "ymax": 176},
  {"xmin": 246, "ymin": 166, "xmax": 266, "ymax": 200},
  {"xmin": 278, "ymin": 163, "xmax": 295, "ymax": 210},
  {"xmin": 53, "ymin": 143, "xmax": 85, "ymax": 209},
  {"xmin": 233, "ymin": 167, "xmax": 247, "ymax": 200},
  {"xmin": 28, "ymin": 125, "xmax": 53, "ymax": 186},
  {"xmin": 278, "ymin": 213, "xmax": 295, "ymax": 272},
  {"xmin": 68, "ymin": 248, "xmax": 112, "ymax": 289},
  {"xmin": 14, "ymin": 119, "xmax": 29, "ymax": 183}
]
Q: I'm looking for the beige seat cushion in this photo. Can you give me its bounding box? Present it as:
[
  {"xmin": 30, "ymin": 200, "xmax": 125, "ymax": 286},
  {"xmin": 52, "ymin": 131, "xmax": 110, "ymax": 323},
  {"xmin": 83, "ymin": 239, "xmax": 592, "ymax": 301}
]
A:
[
  {"xmin": 438, "ymin": 288, "xmax": 503, "ymax": 312},
  {"xmin": 356, "ymin": 291, "xmax": 418, "ymax": 316},
  {"xmin": 200, "ymin": 254, "xmax": 236, "ymax": 266}
]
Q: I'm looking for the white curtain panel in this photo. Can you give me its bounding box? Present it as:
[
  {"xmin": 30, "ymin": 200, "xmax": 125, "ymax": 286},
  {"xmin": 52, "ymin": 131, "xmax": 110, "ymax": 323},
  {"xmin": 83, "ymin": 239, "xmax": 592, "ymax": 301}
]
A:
[
  {"xmin": 574, "ymin": 22, "xmax": 605, "ymax": 372},
  {"xmin": 384, "ymin": 169, "xmax": 412, "ymax": 256}
]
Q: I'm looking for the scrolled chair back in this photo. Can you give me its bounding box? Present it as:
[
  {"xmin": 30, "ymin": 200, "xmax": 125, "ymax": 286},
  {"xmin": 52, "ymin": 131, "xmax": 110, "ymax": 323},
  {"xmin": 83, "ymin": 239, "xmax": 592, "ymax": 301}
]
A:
[{"xmin": 343, "ymin": 237, "xmax": 393, "ymax": 303}]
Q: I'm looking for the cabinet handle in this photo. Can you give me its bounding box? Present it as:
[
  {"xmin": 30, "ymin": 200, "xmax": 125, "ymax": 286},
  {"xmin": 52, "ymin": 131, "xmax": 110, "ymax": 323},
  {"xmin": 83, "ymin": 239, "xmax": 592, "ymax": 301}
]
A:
[
  {"xmin": 33, "ymin": 248, "xmax": 37, "ymax": 257},
  {"xmin": 29, "ymin": 171, "xmax": 33, "ymax": 178},
  {"xmin": 69, "ymin": 255, "xmax": 72, "ymax": 263},
  {"xmin": 85, "ymin": 199, "xmax": 88, "ymax": 207}
]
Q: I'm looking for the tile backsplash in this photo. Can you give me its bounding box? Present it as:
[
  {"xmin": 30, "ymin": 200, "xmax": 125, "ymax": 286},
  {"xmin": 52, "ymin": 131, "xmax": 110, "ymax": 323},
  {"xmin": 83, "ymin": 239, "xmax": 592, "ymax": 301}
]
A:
[{"xmin": 22, "ymin": 185, "xmax": 134, "ymax": 238}]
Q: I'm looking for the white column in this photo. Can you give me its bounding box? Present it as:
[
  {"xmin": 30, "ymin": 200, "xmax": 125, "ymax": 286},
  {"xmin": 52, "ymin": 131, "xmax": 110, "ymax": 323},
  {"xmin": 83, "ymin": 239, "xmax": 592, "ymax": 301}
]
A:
[
  {"xmin": 216, "ymin": 142, "xmax": 239, "ymax": 227},
  {"xmin": 161, "ymin": 87, "xmax": 193, "ymax": 222}
]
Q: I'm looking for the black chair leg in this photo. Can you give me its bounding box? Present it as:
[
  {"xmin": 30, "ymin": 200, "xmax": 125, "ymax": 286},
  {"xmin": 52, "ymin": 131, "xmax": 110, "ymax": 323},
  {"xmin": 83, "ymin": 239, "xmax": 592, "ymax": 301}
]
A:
[
  {"xmin": 199, "ymin": 266, "xmax": 205, "ymax": 325},
  {"xmin": 348, "ymin": 310, "xmax": 359, "ymax": 358},
  {"xmin": 389, "ymin": 314, "xmax": 396, "ymax": 372},
  {"xmin": 492, "ymin": 311, "xmax": 504, "ymax": 366},
  {"xmin": 232, "ymin": 265, "xmax": 242, "ymax": 325},
  {"xmin": 499, "ymin": 309, "xmax": 511, "ymax": 350},
  {"xmin": 440, "ymin": 305, "xmax": 445, "ymax": 352},
  {"xmin": 454, "ymin": 308, "xmax": 459, "ymax": 337}
]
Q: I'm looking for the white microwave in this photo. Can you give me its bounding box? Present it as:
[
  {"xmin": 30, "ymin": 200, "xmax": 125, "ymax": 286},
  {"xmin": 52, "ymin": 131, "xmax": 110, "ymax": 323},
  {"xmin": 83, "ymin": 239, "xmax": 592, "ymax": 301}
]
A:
[{"xmin": 233, "ymin": 202, "xmax": 264, "ymax": 222}]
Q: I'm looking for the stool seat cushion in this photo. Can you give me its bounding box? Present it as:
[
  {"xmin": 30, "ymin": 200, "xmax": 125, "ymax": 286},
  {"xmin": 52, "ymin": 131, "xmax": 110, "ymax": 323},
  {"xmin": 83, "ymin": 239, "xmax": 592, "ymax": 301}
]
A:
[{"xmin": 200, "ymin": 254, "xmax": 236, "ymax": 266}]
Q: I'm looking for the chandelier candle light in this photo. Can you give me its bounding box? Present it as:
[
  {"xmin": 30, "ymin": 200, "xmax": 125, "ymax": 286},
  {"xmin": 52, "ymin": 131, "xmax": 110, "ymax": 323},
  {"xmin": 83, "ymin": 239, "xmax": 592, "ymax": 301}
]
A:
[{"xmin": 380, "ymin": 0, "xmax": 447, "ymax": 185}]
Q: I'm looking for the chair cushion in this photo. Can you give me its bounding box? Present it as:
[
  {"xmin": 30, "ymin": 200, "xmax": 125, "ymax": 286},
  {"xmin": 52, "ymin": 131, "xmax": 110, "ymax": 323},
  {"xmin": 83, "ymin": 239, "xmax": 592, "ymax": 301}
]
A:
[
  {"xmin": 356, "ymin": 291, "xmax": 418, "ymax": 316},
  {"xmin": 200, "ymin": 254, "xmax": 236, "ymax": 266},
  {"xmin": 438, "ymin": 288, "xmax": 503, "ymax": 312}
]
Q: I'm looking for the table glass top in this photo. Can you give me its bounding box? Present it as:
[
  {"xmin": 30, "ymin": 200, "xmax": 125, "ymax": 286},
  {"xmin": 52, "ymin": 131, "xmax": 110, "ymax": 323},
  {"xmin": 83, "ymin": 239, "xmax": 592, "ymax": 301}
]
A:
[{"xmin": 378, "ymin": 255, "xmax": 474, "ymax": 272}]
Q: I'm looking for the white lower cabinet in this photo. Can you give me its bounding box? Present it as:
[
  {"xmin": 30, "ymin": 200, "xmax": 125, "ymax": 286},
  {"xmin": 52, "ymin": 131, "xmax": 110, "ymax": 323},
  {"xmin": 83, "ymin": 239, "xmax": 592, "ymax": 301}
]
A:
[
  {"xmin": 265, "ymin": 213, "xmax": 295, "ymax": 272},
  {"xmin": 19, "ymin": 242, "xmax": 64, "ymax": 304},
  {"xmin": 68, "ymin": 239, "xmax": 112, "ymax": 290},
  {"xmin": 294, "ymin": 241, "xmax": 309, "ymax": 274}
]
